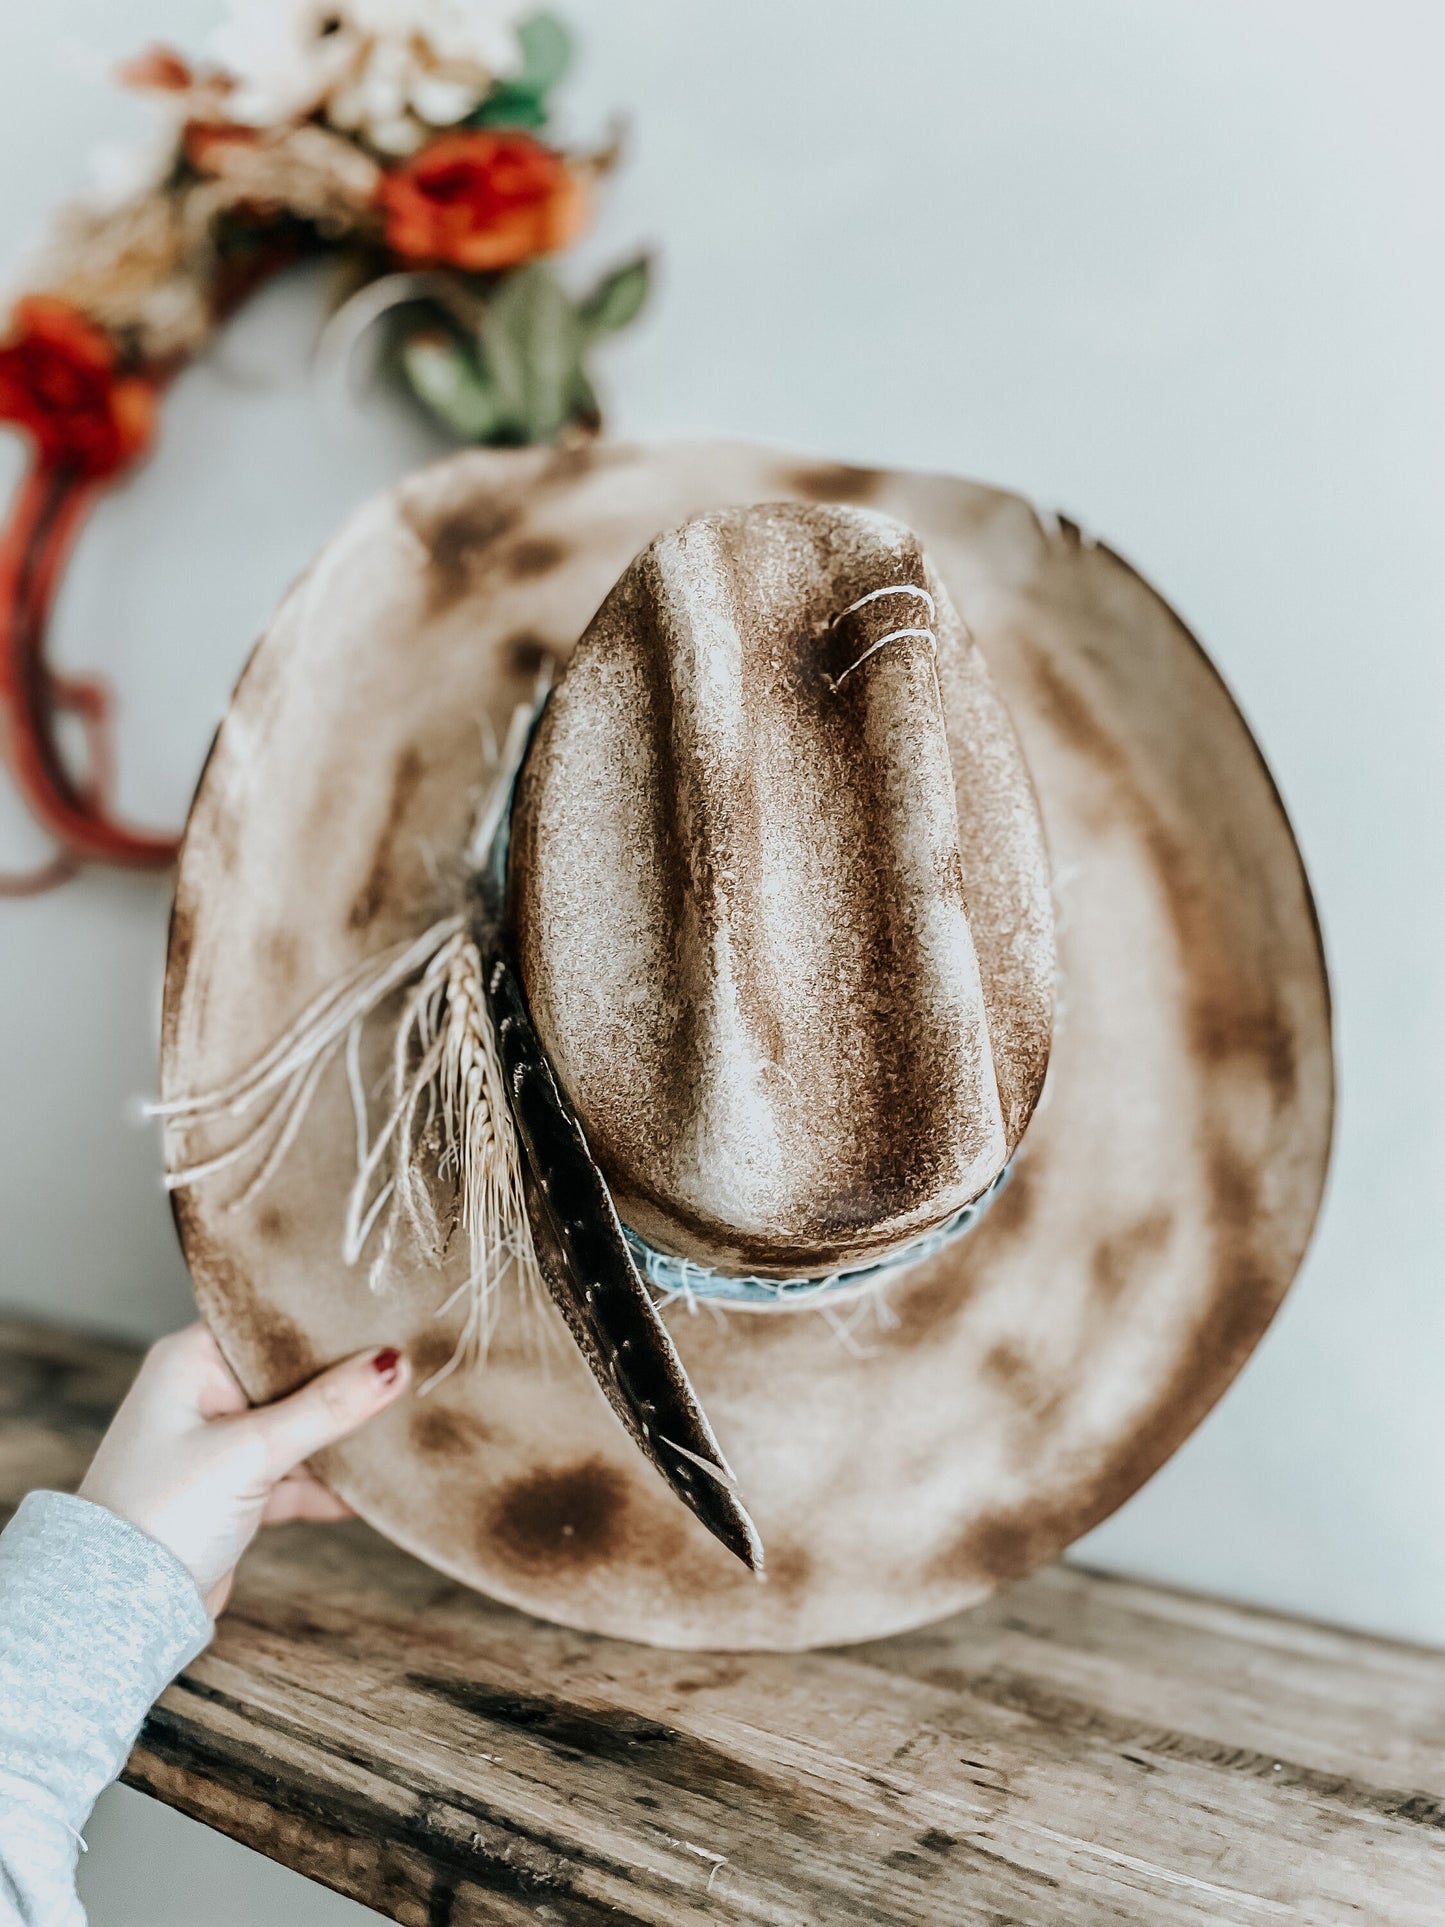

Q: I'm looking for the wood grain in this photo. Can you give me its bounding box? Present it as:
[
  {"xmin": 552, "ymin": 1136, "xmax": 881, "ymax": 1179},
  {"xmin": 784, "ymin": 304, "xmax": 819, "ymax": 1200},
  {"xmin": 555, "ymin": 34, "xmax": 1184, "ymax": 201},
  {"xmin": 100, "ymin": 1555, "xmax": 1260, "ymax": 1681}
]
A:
[{"xmin": 2, "ymin": 1315, "xmax": 1441, "ymax": 1926}]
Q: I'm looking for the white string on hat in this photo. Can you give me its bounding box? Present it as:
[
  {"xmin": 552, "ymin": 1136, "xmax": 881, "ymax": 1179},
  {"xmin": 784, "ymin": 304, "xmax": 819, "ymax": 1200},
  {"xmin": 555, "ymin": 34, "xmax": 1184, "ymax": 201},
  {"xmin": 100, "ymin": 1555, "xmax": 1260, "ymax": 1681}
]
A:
[{"xmin": 825, "ymin": 582, "xmax": 938, "ymax": 690}]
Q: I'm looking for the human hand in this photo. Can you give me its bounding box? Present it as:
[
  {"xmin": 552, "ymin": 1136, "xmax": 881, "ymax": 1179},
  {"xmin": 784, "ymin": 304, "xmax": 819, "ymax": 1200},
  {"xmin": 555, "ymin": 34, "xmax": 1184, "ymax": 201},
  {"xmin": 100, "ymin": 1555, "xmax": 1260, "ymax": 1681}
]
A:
[{"xmin": 79, "ymin": 1323, "xmax": 409, "ymax": 1615}]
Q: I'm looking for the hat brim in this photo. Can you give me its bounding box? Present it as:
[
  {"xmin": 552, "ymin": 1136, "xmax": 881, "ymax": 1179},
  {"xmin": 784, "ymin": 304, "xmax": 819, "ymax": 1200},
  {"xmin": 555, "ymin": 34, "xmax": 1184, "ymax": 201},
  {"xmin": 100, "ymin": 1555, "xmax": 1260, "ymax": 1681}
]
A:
[{"xmin": 162, "ymin": 441, "xmax": 1332, "ymax": 1650}]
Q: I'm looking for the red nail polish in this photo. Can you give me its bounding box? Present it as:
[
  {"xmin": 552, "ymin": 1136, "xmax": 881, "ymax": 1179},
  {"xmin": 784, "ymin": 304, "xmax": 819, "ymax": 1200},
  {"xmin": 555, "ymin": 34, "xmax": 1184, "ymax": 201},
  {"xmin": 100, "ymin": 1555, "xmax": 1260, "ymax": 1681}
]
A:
[{"xmin": 373, "ymin": 1347, "xmax": 402, "ymax": 1381}]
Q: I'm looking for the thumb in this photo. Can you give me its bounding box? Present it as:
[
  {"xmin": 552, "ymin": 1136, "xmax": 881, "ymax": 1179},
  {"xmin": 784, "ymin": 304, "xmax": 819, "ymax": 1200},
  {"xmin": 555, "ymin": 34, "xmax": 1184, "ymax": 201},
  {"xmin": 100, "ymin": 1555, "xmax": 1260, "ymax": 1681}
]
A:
[{"xmin": 245, "ymin": 1346, "xmax": 409, "ymax": 1480}]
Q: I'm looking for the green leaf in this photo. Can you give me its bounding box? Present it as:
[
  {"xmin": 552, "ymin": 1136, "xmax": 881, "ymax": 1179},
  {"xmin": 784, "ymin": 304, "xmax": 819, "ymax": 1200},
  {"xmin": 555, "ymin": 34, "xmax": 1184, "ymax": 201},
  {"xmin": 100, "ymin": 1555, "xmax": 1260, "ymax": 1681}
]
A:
[
  {"xmin": 422, "ymin": 256, "xmax": 618, "ymax": 447},
  {"xmin": 486, "ymin": 261, "xmax": 586, "ymax": 444},
  {"xmin": 400, "ymin": 331, "xmax": 503, "ymax": 441},
  {"xmin": 516, "ymin": 12, "xmax": 573, "ymax": 94},
  {"xmin": 468, "ymin": 12, "xmax": 571, "ymax": 128},
  {"xmin": 475, "ymin": 289, "xmax": 530, "ymax": 436},
  {"xmin": 578, "ymin": 255, "xmax": 651, "ymax": 338},
  {"xmin": 469, "ymin": 82, "xmax": 548, "ymax": 130}
]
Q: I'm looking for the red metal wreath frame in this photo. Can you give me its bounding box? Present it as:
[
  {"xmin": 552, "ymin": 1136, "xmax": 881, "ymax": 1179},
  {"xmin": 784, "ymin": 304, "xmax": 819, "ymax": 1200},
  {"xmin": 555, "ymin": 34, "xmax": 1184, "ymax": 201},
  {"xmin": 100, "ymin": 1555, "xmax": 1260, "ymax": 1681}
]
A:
[
  {"xmin": 0, "ymin": 256, "xmax": 290, "ymax": 898},
  {"xmin": 0, "ymin": 462, "xmax": 132, "ymax": 895}
]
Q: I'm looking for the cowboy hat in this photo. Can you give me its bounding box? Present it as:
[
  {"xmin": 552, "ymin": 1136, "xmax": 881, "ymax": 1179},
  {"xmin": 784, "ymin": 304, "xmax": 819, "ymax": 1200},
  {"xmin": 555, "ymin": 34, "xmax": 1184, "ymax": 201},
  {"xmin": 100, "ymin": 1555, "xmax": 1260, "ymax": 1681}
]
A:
[{"xmin": 160, "ymin": 439, "xmax": 1332, "ymax": 1650}]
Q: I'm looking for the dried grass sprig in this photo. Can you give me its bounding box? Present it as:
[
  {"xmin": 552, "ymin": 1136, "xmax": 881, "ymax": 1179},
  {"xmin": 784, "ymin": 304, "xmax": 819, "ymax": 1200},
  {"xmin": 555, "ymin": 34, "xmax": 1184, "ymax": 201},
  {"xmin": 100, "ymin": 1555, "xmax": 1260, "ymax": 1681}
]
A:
[{"xmin": 157, "ymin": 906, "xmax": 539, "ymax": 1392}]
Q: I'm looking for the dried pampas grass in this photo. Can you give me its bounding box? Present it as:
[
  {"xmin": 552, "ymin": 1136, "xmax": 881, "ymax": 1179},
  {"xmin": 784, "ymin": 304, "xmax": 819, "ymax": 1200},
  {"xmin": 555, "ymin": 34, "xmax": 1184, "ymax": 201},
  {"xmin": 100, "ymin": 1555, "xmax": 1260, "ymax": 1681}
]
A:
[
  {"xmin": 343, "ymin": 919, "xmax": 541, "ymax": 1387},
  {"xmin": 158, "ymin": 910, "xmax": 540, "ymax": 1393}
]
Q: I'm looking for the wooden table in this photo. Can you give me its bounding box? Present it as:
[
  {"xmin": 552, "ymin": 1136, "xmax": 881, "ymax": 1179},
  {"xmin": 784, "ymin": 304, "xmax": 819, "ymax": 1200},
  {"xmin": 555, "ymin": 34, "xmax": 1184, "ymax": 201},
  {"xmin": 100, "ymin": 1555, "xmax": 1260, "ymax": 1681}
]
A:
[{"xmin": 2, "ymin": 1316, "xmax": 1441, "ymax": 1926}]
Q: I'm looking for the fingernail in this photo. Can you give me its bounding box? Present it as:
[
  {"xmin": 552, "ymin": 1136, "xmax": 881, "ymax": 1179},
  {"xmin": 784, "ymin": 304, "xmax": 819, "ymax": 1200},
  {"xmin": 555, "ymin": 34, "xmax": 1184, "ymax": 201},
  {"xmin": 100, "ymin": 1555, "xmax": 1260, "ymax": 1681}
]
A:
[{"xmin": 373, "ymin": 1347, "xmax": 402, "ymax": 1383}]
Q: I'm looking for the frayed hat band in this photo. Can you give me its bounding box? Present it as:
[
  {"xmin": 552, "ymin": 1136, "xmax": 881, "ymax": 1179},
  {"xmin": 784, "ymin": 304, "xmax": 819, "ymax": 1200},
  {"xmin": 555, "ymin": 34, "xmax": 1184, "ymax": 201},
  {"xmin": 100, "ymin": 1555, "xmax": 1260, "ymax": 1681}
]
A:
[{"xmin": 623, "ymin": 1162, "xmax": 1012, "ymax": 1311}]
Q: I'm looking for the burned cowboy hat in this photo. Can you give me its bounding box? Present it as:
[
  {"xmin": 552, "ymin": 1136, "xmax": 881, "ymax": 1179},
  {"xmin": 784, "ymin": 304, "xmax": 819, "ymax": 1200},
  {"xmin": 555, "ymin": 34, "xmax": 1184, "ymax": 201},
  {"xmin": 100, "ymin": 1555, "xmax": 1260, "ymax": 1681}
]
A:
[{"xmin": 160, "ymin": 441, "xmax": 1332, "ymax": 1650}]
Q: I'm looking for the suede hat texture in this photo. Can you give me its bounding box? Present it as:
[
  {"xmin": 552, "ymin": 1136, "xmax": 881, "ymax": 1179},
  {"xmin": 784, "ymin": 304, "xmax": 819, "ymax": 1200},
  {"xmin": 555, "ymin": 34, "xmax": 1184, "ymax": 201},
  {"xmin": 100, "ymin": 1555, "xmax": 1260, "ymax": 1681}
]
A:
[{"xmin": 161, "ymin": 440, "xmax": 1332, "ymax": 1650}]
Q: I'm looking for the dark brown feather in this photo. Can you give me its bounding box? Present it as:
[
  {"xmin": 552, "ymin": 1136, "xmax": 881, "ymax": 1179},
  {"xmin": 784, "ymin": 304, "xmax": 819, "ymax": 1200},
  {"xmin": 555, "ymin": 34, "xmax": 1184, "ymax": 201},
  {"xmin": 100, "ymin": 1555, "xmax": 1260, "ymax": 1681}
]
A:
[{"xmin": 469, "ymin": 876, "xmax": 763, "ymax": 1573}]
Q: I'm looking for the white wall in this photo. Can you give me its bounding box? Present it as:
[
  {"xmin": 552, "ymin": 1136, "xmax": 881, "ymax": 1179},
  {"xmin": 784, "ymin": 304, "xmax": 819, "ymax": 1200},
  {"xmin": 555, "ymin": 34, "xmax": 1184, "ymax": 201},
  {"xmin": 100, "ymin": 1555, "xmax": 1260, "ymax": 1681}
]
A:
[{"xmin": 1, "ymin": 3, "xmax": 1442, "ymax": 1916}]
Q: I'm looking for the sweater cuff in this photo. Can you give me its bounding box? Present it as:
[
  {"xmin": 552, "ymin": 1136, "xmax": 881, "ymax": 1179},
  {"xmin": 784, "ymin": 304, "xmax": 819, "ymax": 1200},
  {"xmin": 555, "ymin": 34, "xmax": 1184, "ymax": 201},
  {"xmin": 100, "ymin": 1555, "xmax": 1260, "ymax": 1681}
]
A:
[{"xmin": 0, "ymin": 1491, "xmax": 213, "ymax": 1827}]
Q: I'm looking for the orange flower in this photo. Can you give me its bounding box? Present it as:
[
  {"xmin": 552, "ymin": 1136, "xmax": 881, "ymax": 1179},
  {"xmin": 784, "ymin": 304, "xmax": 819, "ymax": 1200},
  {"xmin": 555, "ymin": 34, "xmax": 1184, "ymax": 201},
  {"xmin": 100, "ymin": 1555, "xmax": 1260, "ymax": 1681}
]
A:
[
  {"xmin": 377, "ymin": 131, "xmax": 586, "ymax": 273},
  {"xmin": 116, "ymin": 45, "xmax": 196, "ymax": 92},
  {"xmin": 0, "ymin": 298, "xmax": 155, "ymax": 478}
]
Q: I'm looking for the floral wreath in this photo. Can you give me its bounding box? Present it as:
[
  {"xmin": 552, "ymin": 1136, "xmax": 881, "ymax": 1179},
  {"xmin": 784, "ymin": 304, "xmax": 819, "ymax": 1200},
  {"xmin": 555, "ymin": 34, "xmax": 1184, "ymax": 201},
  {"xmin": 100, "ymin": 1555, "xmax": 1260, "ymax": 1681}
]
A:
[{"xmin": 0, "ymin": 0, "xmax": 649, "ymax": 897}]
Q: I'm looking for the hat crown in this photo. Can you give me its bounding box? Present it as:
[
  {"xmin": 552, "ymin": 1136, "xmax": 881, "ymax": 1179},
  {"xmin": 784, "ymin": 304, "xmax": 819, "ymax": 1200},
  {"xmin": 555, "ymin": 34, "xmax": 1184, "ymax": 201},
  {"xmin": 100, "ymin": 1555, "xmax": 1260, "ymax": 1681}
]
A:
[{"xmin": 510, "ymin": 502, "xmax": 1055, "ymax": 1276}]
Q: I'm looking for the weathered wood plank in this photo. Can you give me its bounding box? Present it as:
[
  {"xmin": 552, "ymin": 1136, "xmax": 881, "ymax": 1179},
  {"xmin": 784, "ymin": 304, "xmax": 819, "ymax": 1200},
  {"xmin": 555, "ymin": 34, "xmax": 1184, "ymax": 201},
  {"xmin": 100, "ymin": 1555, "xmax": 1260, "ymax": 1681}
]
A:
[{"xmin": 2, "ymin": 1314, "xmax": 1442, "ymax": 1926}]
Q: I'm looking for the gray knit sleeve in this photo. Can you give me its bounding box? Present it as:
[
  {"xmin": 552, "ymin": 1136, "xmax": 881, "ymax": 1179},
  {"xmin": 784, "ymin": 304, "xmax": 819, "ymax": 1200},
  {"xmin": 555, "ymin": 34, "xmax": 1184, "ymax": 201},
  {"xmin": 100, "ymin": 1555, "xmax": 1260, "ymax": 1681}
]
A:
[{"xmin": 0, "ymin": 1491, "xmax": 213, "ymax": 1926}]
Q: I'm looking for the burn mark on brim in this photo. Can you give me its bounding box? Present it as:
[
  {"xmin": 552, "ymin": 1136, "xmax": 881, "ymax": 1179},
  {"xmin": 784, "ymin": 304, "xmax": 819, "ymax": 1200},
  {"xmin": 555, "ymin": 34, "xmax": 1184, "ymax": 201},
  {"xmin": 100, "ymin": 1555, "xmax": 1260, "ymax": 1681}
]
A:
[
  {"xmin": 505, "ymin": 631, "xmax": 558, "ymax": 680},
  {"xmin": 759, "ymin": 1542, "xmax": 814, "ymax": 1600},
  {"xmin": 1089, "ymin": 1210, "xmax": 1175, "ymax": 1307},
  {"xmin": 406, "ymin": 1323, "xmax": 470, "ymax": 1387},
  {"xmin": 980, "ymin": 1341, "xmax": 1064, "ymax": 1427},
  {"xmin": 1026, "ymin": 647, "xmax": 1125, "ymax": 777},
  {"xmin": 411, "ymin": 1404, "xmax": 493, "ymax": 1458},
  {"xmin": 504, "ymin": 536, "xmax": 569, "ymax": 580},
  {"xmin": 926, "ymin": 1152, "xmax": 1288, "ymax": 1592},
  {"xmin": 1190, "ymin": 996, "xmax": 1299, "ymax": 1113},
  {"xmin": 1029, "ymin": 645, "xmax": 1302, "ymax": 1120},
  {"xmin": 482, "ymin": 1446, "xmax": 761, "ymax": 1601},
  {"xmin": 164, "ymin": 893, "xmax": 199, "ymax": 1042},
  {"xmin": 347, "ymin": 744, "xmax": 424, "ymax": 932},
  {"xmin": 781, "ymin": 462, "xmax": 884, "ymax": 504},
  {"xmin": 486, "ymin": 1458, "xmax": 629, "ymax": 1576},
  {"xmin": 889, "ymin": 1162, "xmax": 1040, "ymax": 1341},
  {"xmin": 404, "ymin": 494, "xmax": 522, "ymax": 613},
  {"xmin": 169, "ymin": 1190, "xmax": 317, "ymax": 1400},
  {"xmin": 255, "ymin": 1203, "xmax": 288, "ymax": 1245}
]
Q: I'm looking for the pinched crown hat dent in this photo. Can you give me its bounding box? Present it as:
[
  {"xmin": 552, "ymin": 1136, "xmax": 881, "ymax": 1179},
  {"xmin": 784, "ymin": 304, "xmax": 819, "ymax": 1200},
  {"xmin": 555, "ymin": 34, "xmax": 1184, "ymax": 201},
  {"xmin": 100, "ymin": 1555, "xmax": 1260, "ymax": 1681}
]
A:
[{"xmin": 510, "ymin": 503, "xmax": 1055, "ymax": 1276}]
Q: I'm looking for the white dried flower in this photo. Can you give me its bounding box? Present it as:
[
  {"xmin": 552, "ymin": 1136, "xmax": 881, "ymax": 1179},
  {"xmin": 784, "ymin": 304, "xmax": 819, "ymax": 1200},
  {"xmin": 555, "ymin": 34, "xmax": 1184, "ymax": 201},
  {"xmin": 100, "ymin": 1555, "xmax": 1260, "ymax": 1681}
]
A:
[{"xmin": 212, "ymin": 0, "xmax": 530, "ymax": 156}]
